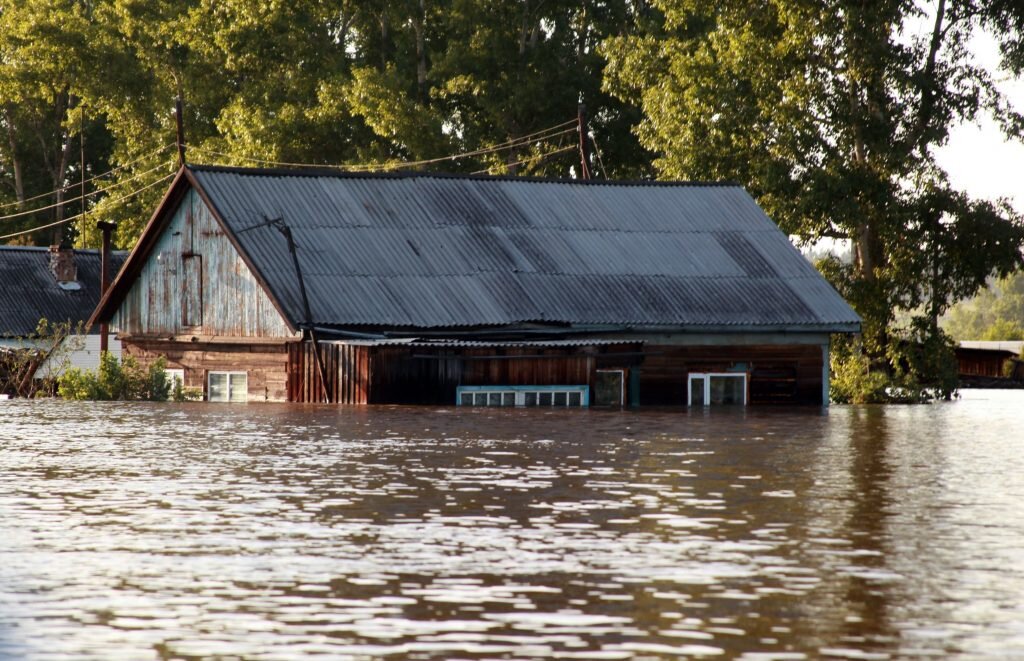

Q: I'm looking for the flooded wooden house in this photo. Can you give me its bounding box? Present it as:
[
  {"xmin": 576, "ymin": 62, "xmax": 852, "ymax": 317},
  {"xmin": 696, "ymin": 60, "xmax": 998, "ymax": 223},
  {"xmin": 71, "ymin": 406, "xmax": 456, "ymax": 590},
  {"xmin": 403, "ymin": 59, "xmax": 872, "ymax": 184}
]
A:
[
  {"xmin": 90, "ymin": 165, "xmax": 860, "ymax": 406},
  {"xmin": 1, "ymin": 246, "xmax": 127, "ymax": 393}
]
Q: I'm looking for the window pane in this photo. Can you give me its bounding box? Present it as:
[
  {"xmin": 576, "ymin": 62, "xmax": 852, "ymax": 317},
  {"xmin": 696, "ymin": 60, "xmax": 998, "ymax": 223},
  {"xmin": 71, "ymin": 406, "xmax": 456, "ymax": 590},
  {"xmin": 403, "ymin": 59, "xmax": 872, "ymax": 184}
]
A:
[
  {"xmin": 488, "ymin": 392, "xmax": 502, "ymax": 406},
  {"xmin": 228, "ymin": 373, "xmax": 248, "ymax": 403},
  {"xmin": 539, "ymin": 392, "xmax": 552, "ymax": 406},
  {"xmin": 474, "ymin": 393, "xmax": 486, "ymax": 406},
  {"xmin": 524, "ymin": 392, "xmax": 537, "ymax": 406},
  {"xmin": 709, "ymin": 376, "xmax": 744, "ymax": 405},
  {"xmin": 689, "ymin": 376, "xmax": 705, "ymax": 406},
  {"xmin": 568, "ymin": 391, "xmax": 582, "ymax": 406},
  {"xmin": 502, "ymin": 392, "xmax": 515, "ymax": 407},
  {"xmin": 553, "ymin": 392, "xmax": 567, "ymax": 406},
  {"xmin": 460, "ymin": 392, "xmax": 473, "ymax": 406},
  {"xmin": 209, "ymin": 373, "xmax": 227, "ymax": 402}
]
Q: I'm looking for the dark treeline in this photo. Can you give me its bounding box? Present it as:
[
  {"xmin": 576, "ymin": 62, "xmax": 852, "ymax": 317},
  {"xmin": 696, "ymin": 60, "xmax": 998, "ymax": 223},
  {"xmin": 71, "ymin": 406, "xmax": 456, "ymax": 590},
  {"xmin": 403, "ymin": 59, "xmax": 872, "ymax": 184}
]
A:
[{"xmin": 2, "ymin": 0, "xmax": 1024, "ymax": 399}]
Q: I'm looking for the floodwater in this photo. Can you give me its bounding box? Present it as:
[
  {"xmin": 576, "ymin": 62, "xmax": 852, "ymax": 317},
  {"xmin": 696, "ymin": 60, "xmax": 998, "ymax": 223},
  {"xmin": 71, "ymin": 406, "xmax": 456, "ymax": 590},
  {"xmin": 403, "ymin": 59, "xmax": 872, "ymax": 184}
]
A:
[{"xmin": 1, "ymin": 393, "xmax": 1023, "ymax": 660}]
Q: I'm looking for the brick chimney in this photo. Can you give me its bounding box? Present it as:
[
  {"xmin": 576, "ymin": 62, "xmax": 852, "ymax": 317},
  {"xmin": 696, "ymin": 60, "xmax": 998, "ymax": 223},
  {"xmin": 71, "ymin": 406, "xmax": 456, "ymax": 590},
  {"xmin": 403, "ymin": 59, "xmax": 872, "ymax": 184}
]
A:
[{"xmin": 48, "ymin": 245, "xmax": 77, "ymax": 283}]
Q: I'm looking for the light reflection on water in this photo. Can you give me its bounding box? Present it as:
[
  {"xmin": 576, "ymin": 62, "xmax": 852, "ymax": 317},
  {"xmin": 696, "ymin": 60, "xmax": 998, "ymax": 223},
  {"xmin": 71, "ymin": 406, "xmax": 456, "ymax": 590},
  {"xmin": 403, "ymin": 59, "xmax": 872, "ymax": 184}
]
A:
[{"xmin": 1, "ymin": 392, "xmax": 1023, "ymax": 659}]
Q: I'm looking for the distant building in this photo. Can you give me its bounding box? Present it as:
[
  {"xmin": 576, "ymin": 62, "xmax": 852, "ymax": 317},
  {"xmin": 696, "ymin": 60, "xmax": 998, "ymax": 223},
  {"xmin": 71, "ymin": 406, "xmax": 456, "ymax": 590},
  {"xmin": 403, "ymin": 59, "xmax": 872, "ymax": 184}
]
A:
[
  {"xmin": 91, "ymin": 165, "xmax": 860, "ymax": 407},
  {"xmin": 0, "ymin": 246, "xmax": 126, "ymax": 392},
  {"xmin": 956, "ymin": 341, "xmax": 1024, "ymax": 384}
]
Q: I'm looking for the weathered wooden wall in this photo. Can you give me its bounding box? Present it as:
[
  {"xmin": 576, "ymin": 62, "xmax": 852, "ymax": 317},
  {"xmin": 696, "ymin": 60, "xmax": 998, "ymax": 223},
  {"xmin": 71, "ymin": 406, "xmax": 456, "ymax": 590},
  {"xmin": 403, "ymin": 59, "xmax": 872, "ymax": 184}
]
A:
[
  {"xmin": 638, "ymin": 344, "xmax": 824, "ymax": 405},
  {"xmin": 955, "ymin": 348, "xmax": 1017, "ymax": 379},
  {"xmin": 123, "ymin": 338, "xmax": 291, "ymax": 402},
  {"xmin": 113, "ymin": 189, "xmax": 295, "ymax": 339}
]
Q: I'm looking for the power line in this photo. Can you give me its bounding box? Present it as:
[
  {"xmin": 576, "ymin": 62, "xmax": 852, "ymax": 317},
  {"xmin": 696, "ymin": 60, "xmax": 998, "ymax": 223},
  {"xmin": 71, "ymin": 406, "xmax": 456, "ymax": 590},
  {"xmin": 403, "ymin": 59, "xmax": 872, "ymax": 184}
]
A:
[
  {"xmin": 470, "ymin": 145, "xmax": 577, "ymax": 175},
  {"xmin": 0, "ymin": 143, "xmax": 176, "ymax": 211},
  {"xmin": 0, "ymin": 159, "xmax": 177, "ymax": 222},
  {"xmin": 0, "ymin": 173, "xmax": 176, "ymax": 242},
  {"xmin": 188, "ymin": 121, "xmax": 580, "ymax": 173}
]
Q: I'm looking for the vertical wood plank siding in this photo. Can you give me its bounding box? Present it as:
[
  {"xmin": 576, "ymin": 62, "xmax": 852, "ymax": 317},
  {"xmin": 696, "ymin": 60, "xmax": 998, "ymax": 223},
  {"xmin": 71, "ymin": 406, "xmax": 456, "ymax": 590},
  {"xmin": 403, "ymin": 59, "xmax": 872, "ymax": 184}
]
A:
[
  {"xmin": 112, "ymin": 189, "xmax": 294, "ymax": 339},
  {"xmin": 287, "ymin": 342, "xmax": 343, "ymax": 403}
]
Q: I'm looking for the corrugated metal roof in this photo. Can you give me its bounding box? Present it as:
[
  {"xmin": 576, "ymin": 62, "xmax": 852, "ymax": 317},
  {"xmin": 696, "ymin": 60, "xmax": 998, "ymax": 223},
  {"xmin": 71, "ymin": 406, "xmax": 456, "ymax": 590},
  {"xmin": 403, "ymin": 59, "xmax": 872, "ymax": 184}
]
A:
[
  {"xmin": 331, "ymin": 338, "xmax": 635, "ymax": 348},
  {"xmin": 189, "ymin": 166, "xmax": 860, "ymax": 332},
  {"xmin": 0, "ymin": 247, "xmax": 127, "ymax": 337}
]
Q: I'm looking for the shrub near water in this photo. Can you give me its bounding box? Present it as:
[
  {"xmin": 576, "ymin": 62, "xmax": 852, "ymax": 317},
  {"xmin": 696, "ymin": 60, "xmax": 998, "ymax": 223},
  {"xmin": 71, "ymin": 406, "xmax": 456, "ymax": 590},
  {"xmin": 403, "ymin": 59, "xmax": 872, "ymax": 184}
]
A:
[{"xmin": 58, "ymin": 354, "xmax": 170, "ymax": 401}]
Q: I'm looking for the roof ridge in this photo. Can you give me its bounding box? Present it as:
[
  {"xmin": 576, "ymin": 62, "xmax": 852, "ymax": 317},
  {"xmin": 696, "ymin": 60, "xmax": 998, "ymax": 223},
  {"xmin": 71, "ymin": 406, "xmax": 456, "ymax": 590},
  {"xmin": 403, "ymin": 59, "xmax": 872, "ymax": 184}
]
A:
[{"xmin": 187, "ymin": 163, "xmax": 739, "ymax": 188}]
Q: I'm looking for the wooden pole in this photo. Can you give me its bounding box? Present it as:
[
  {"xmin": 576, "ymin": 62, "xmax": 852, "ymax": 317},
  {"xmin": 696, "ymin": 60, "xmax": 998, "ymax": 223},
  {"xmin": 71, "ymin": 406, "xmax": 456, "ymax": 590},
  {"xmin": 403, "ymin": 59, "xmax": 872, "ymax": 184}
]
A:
[
  {"xmin": 175, "ymin": 96, "xmax": 186, "ymax": 167},
  {"xmin": 97, "ymin": 221, "xmax": 117, "ymax": 353}
]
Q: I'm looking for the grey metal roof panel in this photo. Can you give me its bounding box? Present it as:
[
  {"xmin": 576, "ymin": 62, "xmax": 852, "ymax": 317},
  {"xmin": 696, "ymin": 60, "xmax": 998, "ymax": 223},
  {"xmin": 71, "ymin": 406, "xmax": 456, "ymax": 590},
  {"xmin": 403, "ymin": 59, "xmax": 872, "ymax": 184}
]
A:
[
  {"xmin": 0, "ymin": 247, "xmax": 127, "ymax": 337},
  {"xmin": 190, "ymin": 167, "xmax": 860, "ymax": 331}
]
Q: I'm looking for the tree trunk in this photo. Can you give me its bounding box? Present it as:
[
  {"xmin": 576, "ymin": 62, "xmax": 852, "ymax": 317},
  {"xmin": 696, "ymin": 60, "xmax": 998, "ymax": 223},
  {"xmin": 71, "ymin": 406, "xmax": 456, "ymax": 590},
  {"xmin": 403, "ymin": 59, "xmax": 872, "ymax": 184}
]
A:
[{"xmin": 3, "ymin": 109, "xmax": 26, "ymax": 205}]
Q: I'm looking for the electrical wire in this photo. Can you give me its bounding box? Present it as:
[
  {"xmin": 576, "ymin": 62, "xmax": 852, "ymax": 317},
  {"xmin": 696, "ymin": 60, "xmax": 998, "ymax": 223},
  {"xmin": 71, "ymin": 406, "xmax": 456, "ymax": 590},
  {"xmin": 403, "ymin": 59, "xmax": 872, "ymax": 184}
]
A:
[
  {"xmin": 0, "ymin": 172, "xmax": 176, "ymax": 242},
  {"xmin": 470, "ymin": 145, "xmax": 577, "ymax": 175},
  {"xmin": 188, "ymin": 121, "xmax": 580, "ymax": 173},
  {"xmin": 0, "ymin": 159, "xmax": 177, "ymax": 222},
  {"xmin": 0, "ymin": 143, "xmax": 177, "ymax": 211}
]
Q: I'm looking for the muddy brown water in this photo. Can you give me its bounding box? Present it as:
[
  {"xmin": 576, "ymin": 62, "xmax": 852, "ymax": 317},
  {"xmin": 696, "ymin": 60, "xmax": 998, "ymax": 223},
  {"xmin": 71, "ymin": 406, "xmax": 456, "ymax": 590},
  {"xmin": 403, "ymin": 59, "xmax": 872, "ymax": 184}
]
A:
[{"xmin": 1, "ymin": 391, "xmax": 1023, "ymax": 659}]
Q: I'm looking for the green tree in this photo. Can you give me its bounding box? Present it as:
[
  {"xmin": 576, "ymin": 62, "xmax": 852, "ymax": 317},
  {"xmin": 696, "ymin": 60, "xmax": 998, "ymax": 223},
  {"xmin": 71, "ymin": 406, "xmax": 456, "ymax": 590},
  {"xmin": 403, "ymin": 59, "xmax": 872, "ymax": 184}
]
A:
[
  {"xmin": 603, "ymin": 0, "xmax": 1024, "ymax": 394},
  {"xmin": 944, "ymin": 272, "xmax": 1024, "ymax": 340}
]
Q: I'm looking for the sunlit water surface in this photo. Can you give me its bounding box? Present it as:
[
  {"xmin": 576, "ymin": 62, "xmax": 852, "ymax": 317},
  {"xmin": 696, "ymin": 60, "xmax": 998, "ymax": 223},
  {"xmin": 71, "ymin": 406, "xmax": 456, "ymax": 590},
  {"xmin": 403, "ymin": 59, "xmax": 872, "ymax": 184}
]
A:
[{"xmin": 1, "ymin": 391, "xmax": 1023, "ymax": 660}]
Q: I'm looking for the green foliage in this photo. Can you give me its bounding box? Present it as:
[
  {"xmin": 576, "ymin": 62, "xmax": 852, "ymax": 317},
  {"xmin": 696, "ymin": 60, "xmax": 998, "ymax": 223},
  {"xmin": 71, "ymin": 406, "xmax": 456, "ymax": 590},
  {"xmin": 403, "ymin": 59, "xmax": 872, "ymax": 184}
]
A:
[
  {"xmin": 943, "ymin": 272, "xmax": 1024, "ymax": 340},
  {"xmin": 58, "ymin": 354, "xmax": 170, "ymax": 401},
  {"xmin": 0, "ymin": 319, "xmax": 84, "ymax": 398},
  {"xmin": 830, "ymin": 325, "xmax": 959, "ymax": 404},
  {"xmin": 830, "ymin": 344, "xmax": 891, "ymax": 404},
  {"xmin": 170, "ymin": 377, "xmax": 203, "ymax": 402},
  {"xmin": 603, "ymin": 0, "xmax": 1024, "ymax": 382}
]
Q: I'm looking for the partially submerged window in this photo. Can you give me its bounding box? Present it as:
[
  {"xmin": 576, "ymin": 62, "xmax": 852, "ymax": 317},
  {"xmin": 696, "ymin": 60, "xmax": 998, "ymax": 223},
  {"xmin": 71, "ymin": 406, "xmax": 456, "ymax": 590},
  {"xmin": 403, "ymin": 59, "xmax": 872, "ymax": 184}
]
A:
[
  {"xmin": 209, "ymin": 371, "xmax": 247, "ymax": 403},
  {"xmin": 594, "ymin": 369, "xmax": 625, "ymax": 406},
  {"xmin": 687, "ymin": 373, "xmax": 747, "ymax": 406},
  {"xmin": 457, "ymin": 385, "xmax": 588, "ymax": 407},
  {"xmin": 165, "ymin": 368, "xmax": 185, "ymax": 390}
]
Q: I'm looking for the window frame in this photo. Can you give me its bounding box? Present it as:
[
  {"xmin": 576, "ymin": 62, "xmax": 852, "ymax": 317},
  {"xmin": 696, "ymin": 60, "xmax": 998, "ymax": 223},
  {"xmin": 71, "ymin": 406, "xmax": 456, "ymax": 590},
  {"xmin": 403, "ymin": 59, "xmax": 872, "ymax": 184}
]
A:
[
  {"xmin": 208, "ymin": 370, "xmax": 248, "ymax": 403},
  {"xmin": 687, "ymin": 372, "xmax": 748, "ymax": 406},
  {"xmin": 456, "ymin": 385, "xmax": 589, "ymax": 408}
]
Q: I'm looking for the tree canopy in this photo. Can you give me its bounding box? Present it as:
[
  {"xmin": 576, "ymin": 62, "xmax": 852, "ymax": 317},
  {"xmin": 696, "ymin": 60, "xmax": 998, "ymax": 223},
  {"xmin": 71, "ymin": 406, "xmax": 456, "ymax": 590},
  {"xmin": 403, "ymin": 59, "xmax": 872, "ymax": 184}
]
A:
[
  {"xmin": 602, "ymin": 0, "xmax": 1024, "ymax": 393},
  {"xmin": 2, "ymin": 1, "xmax": 1023, "ymax": 393}
]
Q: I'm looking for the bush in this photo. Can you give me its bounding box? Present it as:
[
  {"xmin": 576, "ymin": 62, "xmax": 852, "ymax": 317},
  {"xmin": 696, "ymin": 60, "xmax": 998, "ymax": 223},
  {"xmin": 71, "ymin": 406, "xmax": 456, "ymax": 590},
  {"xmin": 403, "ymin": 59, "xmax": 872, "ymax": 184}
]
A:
[{"xmin": 58, "ymin": 354, "xmax": 170, "ymax": 401}]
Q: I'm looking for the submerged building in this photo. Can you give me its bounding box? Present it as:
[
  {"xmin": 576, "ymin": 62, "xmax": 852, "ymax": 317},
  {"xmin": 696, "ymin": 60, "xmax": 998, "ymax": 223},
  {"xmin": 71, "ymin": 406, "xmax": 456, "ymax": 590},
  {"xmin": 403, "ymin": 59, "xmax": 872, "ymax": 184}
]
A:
[
  {"xmin": 90, "ymin": 165, "xmax": 860, "ymax": 406},
  {"xmin": 0, "ymin": 246, "xmax": 126, "ymax": 393}
]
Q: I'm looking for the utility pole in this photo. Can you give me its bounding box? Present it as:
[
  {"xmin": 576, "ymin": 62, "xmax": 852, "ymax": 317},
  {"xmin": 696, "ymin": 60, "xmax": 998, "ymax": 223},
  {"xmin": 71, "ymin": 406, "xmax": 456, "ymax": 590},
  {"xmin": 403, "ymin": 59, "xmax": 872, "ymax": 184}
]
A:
[
  {"xmin": 578, "ymin": 103, "xmax": 592, "ymax": 180},
  {"xmin": 175, "ymin": 95, "xmax": 186, "ymax": 167},
  {"xmin": 97, "ymin": 221, "xmax": 117, "ymax": 353}
]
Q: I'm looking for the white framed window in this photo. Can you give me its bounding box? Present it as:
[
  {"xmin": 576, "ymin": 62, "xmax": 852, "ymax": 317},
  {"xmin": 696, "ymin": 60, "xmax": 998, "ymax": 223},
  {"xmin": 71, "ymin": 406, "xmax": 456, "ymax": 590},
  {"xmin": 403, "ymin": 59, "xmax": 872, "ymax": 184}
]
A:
[
  {"xmin": 208, "ymin": 371, "xmax": 247, "ymax": 403},
  {"xmin": 688, "ymin": 372, "xmax": 747, "ymax": 406},
  {"xmin": 165, "ymin": 368, "xmax": 185, "ymax": 390},
  {"xmin": 456, "ymin": 385, "xmax": 588, "ymax": 407}
]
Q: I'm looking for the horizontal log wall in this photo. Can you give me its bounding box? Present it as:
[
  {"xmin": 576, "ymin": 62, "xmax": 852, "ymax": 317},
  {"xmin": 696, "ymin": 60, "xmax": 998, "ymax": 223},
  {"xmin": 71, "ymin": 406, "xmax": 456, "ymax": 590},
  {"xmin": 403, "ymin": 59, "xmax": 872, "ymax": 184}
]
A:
[
  {"xmin": 638, "ymin": 344, "xmax": 824, "ymax": 405},
  {"xmin": 122, "ymin": 339, "xmax": 291, "ymax": 401}
]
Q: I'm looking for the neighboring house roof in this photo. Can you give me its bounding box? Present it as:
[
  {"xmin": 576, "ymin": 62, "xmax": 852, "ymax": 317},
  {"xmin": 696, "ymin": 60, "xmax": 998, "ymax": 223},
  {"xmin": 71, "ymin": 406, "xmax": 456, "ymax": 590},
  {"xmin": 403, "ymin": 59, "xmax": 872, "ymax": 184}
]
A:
[
  {"xmin": 94, "ymin": 165, "xmax": 861, "ymax": 334},
  {"xmin": 0, "ymin": 247, "xmax": 127, "ymax": 337},
  {"xmin": 958, "ymin": 341, "xmax": 1024, "ymax": 355}
]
